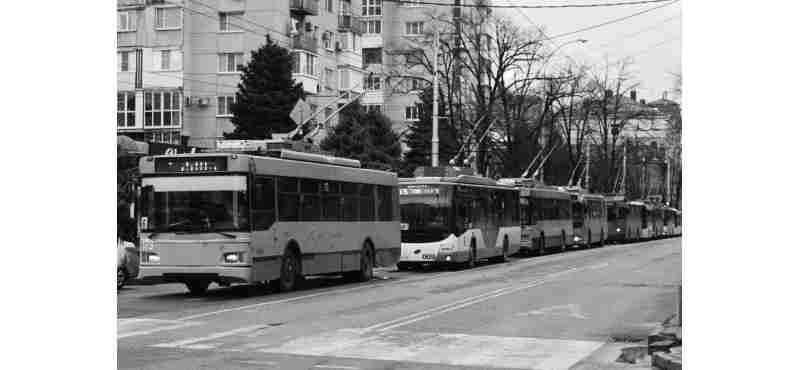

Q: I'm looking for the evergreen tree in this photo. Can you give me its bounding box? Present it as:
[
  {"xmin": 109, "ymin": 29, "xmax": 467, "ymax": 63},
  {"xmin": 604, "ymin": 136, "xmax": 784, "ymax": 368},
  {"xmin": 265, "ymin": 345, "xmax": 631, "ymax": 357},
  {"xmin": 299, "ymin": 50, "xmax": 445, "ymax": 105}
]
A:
[
  {"xmin": 226, "ymin": 35, "xmax": 305, "ymax": 139},
  {"xmin": 320, "ymin": 102, "xmax": 402, "ymax": 170},
  {"xmin": 399, "ymin": 87, "xmax": 459, "ymax": 177}
]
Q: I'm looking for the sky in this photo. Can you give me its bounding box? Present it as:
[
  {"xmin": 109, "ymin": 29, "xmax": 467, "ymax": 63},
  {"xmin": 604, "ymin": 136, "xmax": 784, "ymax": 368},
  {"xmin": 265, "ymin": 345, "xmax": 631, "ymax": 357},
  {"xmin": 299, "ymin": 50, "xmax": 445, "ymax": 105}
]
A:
[{"xmin": 494, "ymin": 0, "xmax": 682, "ymax": 102}]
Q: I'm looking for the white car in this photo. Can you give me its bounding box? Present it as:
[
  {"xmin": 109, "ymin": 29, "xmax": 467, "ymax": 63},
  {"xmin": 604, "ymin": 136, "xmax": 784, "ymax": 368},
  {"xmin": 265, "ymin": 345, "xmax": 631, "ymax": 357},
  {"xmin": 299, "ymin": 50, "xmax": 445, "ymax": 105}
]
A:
[{"xmin": 117, "ymin": 239, "xmax": 139, "ymax": 289}]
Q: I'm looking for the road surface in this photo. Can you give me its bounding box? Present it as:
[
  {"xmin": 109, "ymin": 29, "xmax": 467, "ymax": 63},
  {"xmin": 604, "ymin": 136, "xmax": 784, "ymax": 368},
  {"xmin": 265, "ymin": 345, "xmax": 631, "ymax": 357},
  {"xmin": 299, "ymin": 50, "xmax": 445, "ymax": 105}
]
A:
[{"xmin": 118, "ymin": 237, "xmax": 681, "ymax": 370}]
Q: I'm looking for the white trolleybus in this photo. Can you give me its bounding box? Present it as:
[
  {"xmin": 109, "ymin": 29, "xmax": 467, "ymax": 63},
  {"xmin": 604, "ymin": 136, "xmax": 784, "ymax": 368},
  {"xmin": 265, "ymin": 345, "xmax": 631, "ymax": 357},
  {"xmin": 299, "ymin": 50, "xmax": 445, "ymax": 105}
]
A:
[
  {"xmin": 397, "ymin": 167, "xmax": 521, "ymax": 270},
  {"xmin": 137, "ymin": 140, "xmax": 400, "ymax": 295},
  {"xmin": 568, "ymin": 190, "xmax": 608, "ymax": 247},
  {"xmin": 500, "ymin": 179, "xmax": 573, "ymax": 255}
]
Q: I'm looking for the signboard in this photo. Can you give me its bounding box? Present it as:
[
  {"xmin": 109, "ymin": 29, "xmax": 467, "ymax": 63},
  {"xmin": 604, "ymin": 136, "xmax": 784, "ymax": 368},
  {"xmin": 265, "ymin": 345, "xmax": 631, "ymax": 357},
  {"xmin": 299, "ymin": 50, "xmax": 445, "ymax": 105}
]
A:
[
  {"xmin": 148, "ymin": 142, "xmax": 198, "ymax": 156},
  {"xmin": 154, "ymin": 157, "xmax": 227, "ymax": 173},
  {"xmin": 399, "ymin": 185, "xmax": 441, "ymax": 196}
]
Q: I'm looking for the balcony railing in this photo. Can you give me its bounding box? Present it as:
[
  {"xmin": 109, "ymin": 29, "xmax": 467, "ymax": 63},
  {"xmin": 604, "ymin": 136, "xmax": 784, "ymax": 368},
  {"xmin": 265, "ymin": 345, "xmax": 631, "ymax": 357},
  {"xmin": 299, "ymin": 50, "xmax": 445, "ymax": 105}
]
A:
[
  {"xmin": 292, "ymin": 32, "xmax": 318, "ymax": 52},
  {"xmin": 290, "ymin": 0, "xmax": 319, "ymax": 16}
]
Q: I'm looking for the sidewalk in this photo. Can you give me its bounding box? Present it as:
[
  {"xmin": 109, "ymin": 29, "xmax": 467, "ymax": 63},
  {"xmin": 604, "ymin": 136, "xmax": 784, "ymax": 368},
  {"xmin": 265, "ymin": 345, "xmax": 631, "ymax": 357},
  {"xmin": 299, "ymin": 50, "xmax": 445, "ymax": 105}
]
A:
[{"xmin": 649, "ymin": 314, "xmax": 682, "ymax": 370}]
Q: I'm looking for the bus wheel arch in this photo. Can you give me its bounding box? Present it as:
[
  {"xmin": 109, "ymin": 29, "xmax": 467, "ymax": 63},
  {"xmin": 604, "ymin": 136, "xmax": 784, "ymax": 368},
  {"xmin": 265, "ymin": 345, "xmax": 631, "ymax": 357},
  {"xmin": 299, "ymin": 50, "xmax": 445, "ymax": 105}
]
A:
[{"xmin": 275, "ymin": 240, "xmax": 302, "ymax": 292}]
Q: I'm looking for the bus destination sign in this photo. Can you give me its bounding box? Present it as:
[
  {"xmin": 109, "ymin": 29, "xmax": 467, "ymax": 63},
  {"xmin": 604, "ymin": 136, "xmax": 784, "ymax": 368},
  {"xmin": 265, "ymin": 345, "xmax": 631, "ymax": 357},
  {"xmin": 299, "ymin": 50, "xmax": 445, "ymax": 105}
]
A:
[
  {"xmin": 155, "ymin": 157, "xmax": 227, "ymax": 173},
  {"xmin": 399, "ymin": 185, "xmax": 440, "ymax": 196}
]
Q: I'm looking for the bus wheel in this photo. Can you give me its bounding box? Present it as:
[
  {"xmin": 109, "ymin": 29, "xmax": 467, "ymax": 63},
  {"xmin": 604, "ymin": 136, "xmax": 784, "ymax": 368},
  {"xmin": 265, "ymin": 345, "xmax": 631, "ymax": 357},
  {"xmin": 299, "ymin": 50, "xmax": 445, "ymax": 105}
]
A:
[
  {"xmin": 186, "ymin": 281, "xmax": 209, "ymax": 296},
  {"xmin": 466, "ymin": 240, "xmax": 477, "ymax": 268},
  {"xmin": 117, "ymin": 267, "xmax": 127, "ymax": 290},
  {"xmin": 277, "ymin": 247, "xmax": 301, "ymax": 292},
  {"xmin": 561, "ymin": 231, "xmax": 567, "ymax": 252},
  {"xmin": 397, "ymin": 262, "xmax": 411, "ymax": 271},
  {"xmin": 587, "ymin": 230, "xmax": 592, "ymax": 248},
  {"xmin": 539, "ymin": 233, "xmax": 546, "ymax": 256},
  {"xmin": 492, "ymin": 237, "xmax": 509, "ymax": 263},
  {"xmin": 349, "ymin": 242, "xmax": 374, "ymax": 282},
  {"xmin": 600, "ymin": 230, "xmax": 605, "ymax": 247}
]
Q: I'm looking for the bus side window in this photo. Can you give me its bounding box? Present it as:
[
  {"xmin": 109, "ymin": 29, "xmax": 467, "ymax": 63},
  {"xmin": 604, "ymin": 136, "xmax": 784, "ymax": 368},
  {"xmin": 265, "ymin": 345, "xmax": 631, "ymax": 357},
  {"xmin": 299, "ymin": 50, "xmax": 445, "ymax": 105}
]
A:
[
  {"xmin": 278, "ymin": 177, "xmax": 300, "ymax": 222},
  {"xmin": 252, "ymin": 177, "xmax": 276, "ymax": 230},
  {"xmin": 322, "ymin": 181, "xmax": 341, "ymax": 221},
  {"xmin": 300, "ymin": 179, "xmax": 321, "ymax": 222},
  {"xmin": 377, "ymin": 185, "xmax": 393, "ymax": 221},
  {"xmin": 342, "ymin": 182, "xmax": 359, "ymax": 221},
  {"xmin": 359, "ymin": 184, "xmax": 375, "ymax": 221}
]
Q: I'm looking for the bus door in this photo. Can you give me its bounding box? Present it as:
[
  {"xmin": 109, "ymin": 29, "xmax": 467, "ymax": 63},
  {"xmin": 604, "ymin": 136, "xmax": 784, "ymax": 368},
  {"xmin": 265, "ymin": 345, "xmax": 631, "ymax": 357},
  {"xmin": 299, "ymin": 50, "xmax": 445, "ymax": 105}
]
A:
[{"xmin": 250, "ymin": 176, "xmax": 278, "ymax": 281}]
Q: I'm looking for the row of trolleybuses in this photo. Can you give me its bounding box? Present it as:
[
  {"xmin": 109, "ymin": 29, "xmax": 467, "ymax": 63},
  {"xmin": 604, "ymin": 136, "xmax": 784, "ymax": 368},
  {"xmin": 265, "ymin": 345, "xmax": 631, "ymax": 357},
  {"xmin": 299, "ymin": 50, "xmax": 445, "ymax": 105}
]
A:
[{"xmin": 133, "ymin": 140, "xmax": 679, "ymax": 294}]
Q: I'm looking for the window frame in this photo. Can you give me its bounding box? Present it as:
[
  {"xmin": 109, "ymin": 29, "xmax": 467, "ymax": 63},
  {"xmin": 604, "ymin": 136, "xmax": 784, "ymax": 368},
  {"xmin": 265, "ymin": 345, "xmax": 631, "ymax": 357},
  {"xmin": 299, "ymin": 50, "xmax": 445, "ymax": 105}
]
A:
[
  {"xmin": 118, "ymin": 10, "xmax": 136, "ymax": 32},
  {"xmin": 144, "ymin": 91, "xmax": 182, "ymax": 128},
  {"xmin": 218, "ymin": 53, "xmax": 244, "ymax": 73},
  {"xmin": 118, "ymin": 51, "xmax": 132, "ymax": 72},
  {"xmin": 404, "ymin": 104, "xmax": 421, "ymax": 121},
  {"xmin": 362, "ymin": 0, "xmax": 382, "ymax": 16},
  {"xmin": 216, "ymin": 95, "xmax": 236, "ymax": 117},
  {"xmin": 219, "ymin": 12, "xmax": 244, "ymax": 33},
  {"xmin": 405, "ymin": 21, "xmax": 424, "ymax": 36},
  {"xmin": 117, "ymin": 91, "xmax": 136, "ymax": 128},
  {"xmin": 155, "ymin": 6, "xmax": 182, "ymax": 31}
]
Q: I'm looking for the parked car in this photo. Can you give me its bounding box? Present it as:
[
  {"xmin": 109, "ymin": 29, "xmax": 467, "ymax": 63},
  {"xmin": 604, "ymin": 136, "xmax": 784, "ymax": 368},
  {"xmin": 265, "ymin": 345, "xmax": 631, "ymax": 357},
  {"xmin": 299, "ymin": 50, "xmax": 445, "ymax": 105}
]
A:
[{"xmin": 117, "ymin": 239, "xmax": 139, "ymax": 289}]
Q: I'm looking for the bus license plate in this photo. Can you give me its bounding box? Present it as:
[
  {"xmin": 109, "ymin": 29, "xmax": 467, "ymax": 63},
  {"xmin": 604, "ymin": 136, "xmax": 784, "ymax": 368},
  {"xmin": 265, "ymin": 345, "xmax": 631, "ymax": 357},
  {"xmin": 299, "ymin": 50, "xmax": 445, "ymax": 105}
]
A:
[
  {"xmin": 400, "ymin": 223, "xmax": 409, "ymax": 231},
  {"xmin": 422, "ymin": 254, "xmax": 435, "ymax": 260}
]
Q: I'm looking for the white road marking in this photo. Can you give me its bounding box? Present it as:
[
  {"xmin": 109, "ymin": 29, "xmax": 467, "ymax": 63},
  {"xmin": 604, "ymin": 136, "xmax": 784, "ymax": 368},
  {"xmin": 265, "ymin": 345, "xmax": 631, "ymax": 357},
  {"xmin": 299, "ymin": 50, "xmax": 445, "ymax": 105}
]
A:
[
  {"xmin": 117, "ymin": 318, "xmax": 201, "ymax": 339},
  {"xmin": 516, "ymin": 304, "xmax": 588, "ymax": 320},
  {"xmin": 237, "ymin": 360, "xmax": 278, "ymax": 366},
  {"xmin": 364, "ymin": 266, "xmax": 581, "ymax": 332},
  {"xmin": 260, "ymin": 329, "xmax": 604, "ymax": 370},
  {"xmin": 152, "ymin": 325, "xmax": 266, "ymax": 349},
  {"xmin": 312, "ymin": 365, "xmax": 361, "ymax": 370},
  {"xmin": 589, "ymin": 262, "xmax": 609, "ymax": 270}
]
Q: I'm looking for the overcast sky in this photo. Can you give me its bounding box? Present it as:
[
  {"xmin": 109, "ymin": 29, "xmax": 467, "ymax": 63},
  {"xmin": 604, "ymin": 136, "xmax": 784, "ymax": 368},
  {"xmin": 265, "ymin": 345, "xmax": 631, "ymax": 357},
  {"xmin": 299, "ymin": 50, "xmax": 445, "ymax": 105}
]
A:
[{"xmin": 496, "ymin": 0, "xmax": 682, "ymax": 102}]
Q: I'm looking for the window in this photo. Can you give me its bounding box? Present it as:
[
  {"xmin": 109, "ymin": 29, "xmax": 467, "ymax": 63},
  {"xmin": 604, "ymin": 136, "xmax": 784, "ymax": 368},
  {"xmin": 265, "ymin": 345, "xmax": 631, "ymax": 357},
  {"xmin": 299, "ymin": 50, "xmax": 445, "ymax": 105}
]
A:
[
  {"xmin": 219, "ymin": 12, "xmax": 243, "ymax": 32},
  {"xmin": 217, "ymin": 96, "xmax": 235, "ymax": 116},
  {"xmin": 305, "ymin": 53, "xmax": 317, "ymax": 75},
  {"xmin": 155, "ymin": 7, "xmax": 181, "ymax": 30},
  {"xmin": 154, "ymin": 49, "xmax": 181, "ymax": 71},
  {"xmin": 407, "ymin": 78, "xmax": 425, "ymax": 91},
  {"xmin": 144, "ymin": 91, "xmax": 182, "ymax": 128},
  {"xmin": 359, "ymin": 184, "xmax": 375, "ymax": 221},
  {"xmin": 362, "ymin": 0, "xmax": 382, "ymax": 16},
  {"xmin": 118, "ymin": 11, "xmax": 136, "ymax": 32},
  {"xmin": 322, "ymin": 180, "xmax": 341, "ymax": 221},
  {"xmin": 365, "ymin": 104, "xmax": 382, "ymax": 113},
  {"xmin": 117, "ymin": 92, "xmax": 136, "ymax": 128},
  {"xmin": 278, "ymin": 177, "xmax": 300, "ymax": 221},
  {"xmin": 364, "ymin": 75, "xmax": 381, "ymax": 90},
  {"xmin": 405, "ymin": 21, "xmax": 423, "ymax": 35},
  {"xmin": 252, "ymin": 177, "xmax": 276, "ymax": 230},
  {"xmin": 363, "ymin": 20, "xmax": 381, "ymax": 34},
  {"xmin": 300, "ymin": 179, "xmax": 321, "ymax": 221},
  {"xmin": 405, "ymin": 104, "xmax": 421, "ymax": 121},
  {"xmin": 323, "ymin": 31, "xmax": 334, "ymax": 50},
  {"xmin": 326, "ymin": 0, "xmax": 334, "ymax": 12},
  {"xmin": 118, "ymin": 51, "xmax": 133, "ymax": 72},
  {"xmin": 324, "ymin": 68, "xmax": 336, "ymax": 90},
  {"xmin": 363, "ymin": 47, "xmax": 382, "ymax": 65},
  {"xmin": 377, "ymin": 185, "xmax": 396, "ymax": 221},
  {"xmin": 218, "ymin": 53, "xmax": 244, "ymax": 73},
  {"xmin": 339, "ymin": 69, "xmax": 350, "ymax": 90}
]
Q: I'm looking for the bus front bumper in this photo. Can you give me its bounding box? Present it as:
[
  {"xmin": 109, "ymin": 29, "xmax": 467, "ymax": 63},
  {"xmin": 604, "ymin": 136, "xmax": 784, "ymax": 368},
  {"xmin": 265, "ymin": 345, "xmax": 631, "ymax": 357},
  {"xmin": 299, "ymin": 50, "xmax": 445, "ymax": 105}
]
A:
[{"xmin": 138, "ymin": 265, "xmax": 252, "ymax": 284}]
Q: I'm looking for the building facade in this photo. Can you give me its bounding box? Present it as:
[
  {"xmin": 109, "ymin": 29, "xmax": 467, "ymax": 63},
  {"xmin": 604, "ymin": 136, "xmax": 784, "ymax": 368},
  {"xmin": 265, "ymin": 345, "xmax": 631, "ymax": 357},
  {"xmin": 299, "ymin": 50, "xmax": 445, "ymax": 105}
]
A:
[{"xmin": 117, "ymin": 0, "xmax": 485, "ymax": 148}]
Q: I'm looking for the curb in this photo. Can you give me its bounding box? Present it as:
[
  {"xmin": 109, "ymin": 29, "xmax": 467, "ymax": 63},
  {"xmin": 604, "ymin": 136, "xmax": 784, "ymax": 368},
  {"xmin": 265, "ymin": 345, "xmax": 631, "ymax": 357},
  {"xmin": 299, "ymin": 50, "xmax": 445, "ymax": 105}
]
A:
[
  {"xmin": 648, "ymin": 314, "xmax": 681, "ymax": 369},
  {"xmin": 652, "ymin": 347, "xmax": 682, "ymax": 370}
]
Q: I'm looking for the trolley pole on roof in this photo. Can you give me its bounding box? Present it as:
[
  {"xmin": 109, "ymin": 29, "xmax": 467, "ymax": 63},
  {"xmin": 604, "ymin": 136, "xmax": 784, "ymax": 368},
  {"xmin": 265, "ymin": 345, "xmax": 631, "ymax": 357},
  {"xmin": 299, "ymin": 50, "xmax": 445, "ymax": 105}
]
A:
[
  {"xmin": 431, "ymin": 27, "xmax": 440, "ymax": 167},
  {"xmin": 621, "ymin": 144, "xmax": 627, "ymax": 195}
]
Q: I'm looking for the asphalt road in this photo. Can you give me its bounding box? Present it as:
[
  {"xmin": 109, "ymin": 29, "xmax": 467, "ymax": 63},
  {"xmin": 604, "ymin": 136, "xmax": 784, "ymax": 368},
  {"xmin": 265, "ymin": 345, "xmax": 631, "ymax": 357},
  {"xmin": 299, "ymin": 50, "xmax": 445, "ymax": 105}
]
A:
[{"xmin": 118, "ymin": 237, "xmax": 681, "ymax": 370}]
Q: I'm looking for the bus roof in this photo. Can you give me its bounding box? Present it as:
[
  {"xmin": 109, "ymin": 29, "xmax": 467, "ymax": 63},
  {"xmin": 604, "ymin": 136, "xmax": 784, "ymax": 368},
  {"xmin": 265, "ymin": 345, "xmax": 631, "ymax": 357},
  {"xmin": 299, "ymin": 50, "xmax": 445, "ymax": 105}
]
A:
[
  {"xmin": 399, "ymin": 175, "xmax": 514, "ymax": 189},
  {"xmin": 519, "ymin": 187, "xmax": 571, "ymax": 200},
  {"xmin": 140, "ymin": 152, "xmax": 397, "ymax": 186}
]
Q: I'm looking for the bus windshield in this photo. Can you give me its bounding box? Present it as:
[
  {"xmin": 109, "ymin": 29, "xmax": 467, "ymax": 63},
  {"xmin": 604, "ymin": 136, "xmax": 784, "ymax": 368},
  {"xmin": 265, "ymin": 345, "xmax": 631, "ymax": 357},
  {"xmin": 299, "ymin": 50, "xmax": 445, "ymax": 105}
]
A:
[
  {"xmin": 399, "ymin": 184, "xmax": 453, "ymax": 243},
  {"xmin": 142, "ymin": 189, "xmax": 249, "ymax": 233}
]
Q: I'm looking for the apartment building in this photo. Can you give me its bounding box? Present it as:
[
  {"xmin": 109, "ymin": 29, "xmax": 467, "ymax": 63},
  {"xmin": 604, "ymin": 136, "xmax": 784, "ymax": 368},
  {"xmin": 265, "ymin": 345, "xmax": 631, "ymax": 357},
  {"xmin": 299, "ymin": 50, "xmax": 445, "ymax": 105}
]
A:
[{"xmin": 117, "ymin": 0, "xmax": 483, "ymax": 148}]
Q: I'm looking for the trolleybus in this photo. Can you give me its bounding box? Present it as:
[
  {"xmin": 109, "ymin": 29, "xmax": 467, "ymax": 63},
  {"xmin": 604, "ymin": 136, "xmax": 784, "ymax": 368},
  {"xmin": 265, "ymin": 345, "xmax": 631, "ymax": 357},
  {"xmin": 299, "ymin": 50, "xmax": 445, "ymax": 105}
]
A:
[
  {"xmin": 569, "ymin": 191, "xmax": 607, "ymax": 247},
  {"xmin": 137, "ymin": 141, "xmax": 400, "ymax": 294},
  {"xmin": 397, "ymin": 171, "xmax": 520, "ymax": 269},
  {"xmin": 512, "ymin": 182, "xmax": 572, "ymax": 255},
  {"xmin": 605, "ymin": 195, "xmax": 630, "ymax": 243}
]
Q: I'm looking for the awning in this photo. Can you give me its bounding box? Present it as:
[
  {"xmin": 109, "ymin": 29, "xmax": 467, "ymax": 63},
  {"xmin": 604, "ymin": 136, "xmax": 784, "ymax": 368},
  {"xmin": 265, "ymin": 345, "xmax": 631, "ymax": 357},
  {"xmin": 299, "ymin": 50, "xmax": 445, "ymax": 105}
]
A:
[{"xmin": 117, "ymin": 135, "xmax": 148, "ymax": 156}]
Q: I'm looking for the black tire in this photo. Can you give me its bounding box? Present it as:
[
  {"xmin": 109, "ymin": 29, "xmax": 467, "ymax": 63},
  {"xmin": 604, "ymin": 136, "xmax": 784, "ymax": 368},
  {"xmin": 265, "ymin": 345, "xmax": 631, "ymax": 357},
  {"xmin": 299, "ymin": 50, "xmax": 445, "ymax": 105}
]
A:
[
  {"xmin": 587, "ymin": 229, "xmax": 592, "ymax": 248},
  {"xmin": 539, "ymin": 233, "xmax": 546, "ymax": 256},
  {"xmin": 561, "ymin": 231, "xmax": 567, "ymax": 252},
  {"xmin": 466, "ymin": 239, "xmax": 477, "ymax": 268},
  {"xmin": 491, "ymin": 237, "xmax": 509, "ymax": 263},
  {"xmin": 186, "ymin": 281, "xmax": 210, "ymax": 296},
  {"xmin": 347, "ymin": 242, "xmax": 375, "ymax": 282},
  {"xmin": 117, "ymin": 267, "xmax": 127, "ymax": 290},
  {"xmin": 277, "ymin": 247, "xmax": 301, "ymax": 292},
  {"xmin": 600, "ymin": 230, "xmax": 605, "ymax": 247},
  {"xmin": 397, "ymin": 262, "xmax": 410, "ymax": 271}
]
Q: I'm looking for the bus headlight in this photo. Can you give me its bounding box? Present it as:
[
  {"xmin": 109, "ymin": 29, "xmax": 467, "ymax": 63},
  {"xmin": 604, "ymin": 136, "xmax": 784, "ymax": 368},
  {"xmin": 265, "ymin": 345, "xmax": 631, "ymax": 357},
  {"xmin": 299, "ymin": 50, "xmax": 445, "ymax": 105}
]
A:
[
  {"xmin": 573, "ymin": 236, "xmax": 581, "ymax": 242},
  {"xmin": 616, "ymin": 228, "xmax": 621, "ymax": 232},
  {"xmin": 223, "ymin": 252, "xmax": 245, "ymax": 264},
  {"xmin": 445, "ymin": 256, "xmax": 452, "ymax": 261},
  {"xmin": 142, "ymin": 252, "xmax": 160, "ymax": 264}
]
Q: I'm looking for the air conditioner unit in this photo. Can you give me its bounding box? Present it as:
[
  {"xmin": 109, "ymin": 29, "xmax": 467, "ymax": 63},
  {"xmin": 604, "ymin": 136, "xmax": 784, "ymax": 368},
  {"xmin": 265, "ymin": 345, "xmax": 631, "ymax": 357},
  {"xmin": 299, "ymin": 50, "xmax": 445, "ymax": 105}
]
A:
[{"xmin": 197, "ymin": 98, "xmax": 210, "ymax": 106}]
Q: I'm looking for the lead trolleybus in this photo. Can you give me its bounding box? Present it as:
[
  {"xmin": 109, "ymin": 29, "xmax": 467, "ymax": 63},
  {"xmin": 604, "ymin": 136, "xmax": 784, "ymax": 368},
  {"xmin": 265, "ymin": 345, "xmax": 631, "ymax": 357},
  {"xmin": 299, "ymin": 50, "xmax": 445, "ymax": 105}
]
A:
[
  {"xmin": 397, "ymin": 168, "xmax": 521, "ymax": 269},
  {"xmin": 137, "ymin": 140, "xmax": 400, "ymax": 294}
]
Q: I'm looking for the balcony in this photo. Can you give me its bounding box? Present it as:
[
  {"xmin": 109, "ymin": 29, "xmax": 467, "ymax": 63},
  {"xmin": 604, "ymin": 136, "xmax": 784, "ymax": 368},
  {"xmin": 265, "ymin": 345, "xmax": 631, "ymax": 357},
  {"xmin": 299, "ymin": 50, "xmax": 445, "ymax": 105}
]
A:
[
  {"xmin": 292, "ymin": 32, "xmax": 318, "ymax": 52},
  {"xmin": 290, "ymin": 0, "xmax": 319, "ymax": 17}
]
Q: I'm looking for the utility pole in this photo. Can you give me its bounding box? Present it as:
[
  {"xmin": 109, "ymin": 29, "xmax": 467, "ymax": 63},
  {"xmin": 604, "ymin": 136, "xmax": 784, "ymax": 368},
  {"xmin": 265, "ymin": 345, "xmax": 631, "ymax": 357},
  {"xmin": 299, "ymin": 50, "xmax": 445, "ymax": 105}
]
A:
[
  {"xmin": 665, "ymin": 147, "xmax": 671, "ymax": 206},
  {"xmin": 621, "ymin": 144, "xmax": 627, "ymax": 195},
  {"xmin": 584, "ymin": 142, "xmax": 590, "ymax": 190},
  {"xmin": 431, "ymin": 28, "xmax": 440, "ymax": 167}
]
